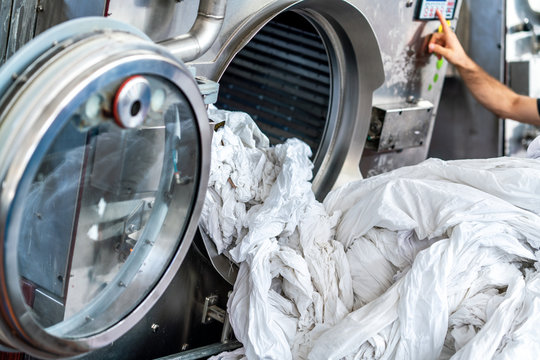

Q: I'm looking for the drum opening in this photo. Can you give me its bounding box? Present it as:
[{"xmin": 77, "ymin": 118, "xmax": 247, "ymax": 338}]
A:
[{"xmin": 216, "ymin": 11, "xmax": 331, "ymax": 157}]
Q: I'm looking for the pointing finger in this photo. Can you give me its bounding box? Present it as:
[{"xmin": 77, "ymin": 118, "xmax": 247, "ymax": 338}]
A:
[{"xmin": 436, "ymin": 9, "xmax": 450, "ymax": 33}]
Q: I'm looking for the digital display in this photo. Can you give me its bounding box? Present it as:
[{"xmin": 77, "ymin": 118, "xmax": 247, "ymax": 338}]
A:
[{"xmin": 415, "ymin": 0, "xmax": 458, "ymax": 20}]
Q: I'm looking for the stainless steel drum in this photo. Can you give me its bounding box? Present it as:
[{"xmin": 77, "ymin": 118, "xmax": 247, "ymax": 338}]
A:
[
  {"xmin": 193, "ymin": 0, "xmax": 385, "ymax": 285},
  {"xmin": 0, "ymin": 17, "xmax": 210, "ymax": 358},
  {"xmin": 199, "ymin": 0, "xmax": 385, "ymax": 200}
]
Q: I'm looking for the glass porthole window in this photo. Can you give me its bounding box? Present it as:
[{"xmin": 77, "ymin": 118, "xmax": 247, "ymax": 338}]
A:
[{"xmin": 0, "ymin": 18, "xmax": 210, "ymax": 358}]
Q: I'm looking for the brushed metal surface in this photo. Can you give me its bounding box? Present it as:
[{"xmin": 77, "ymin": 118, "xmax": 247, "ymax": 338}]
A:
[{"xmin": 430, "ymin": 0, "xmax": 505, "ymax": 161}]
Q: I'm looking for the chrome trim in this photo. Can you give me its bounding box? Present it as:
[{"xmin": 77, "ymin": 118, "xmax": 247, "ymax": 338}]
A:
[{"xmin": 0, "ymin": 21, "xmax": 210, "ymax": 359}]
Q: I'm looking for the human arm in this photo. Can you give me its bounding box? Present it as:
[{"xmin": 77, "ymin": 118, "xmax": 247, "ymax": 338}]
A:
[{"xmin": 428, "ymin": 10, "xmax": 540, "ymax": 126}]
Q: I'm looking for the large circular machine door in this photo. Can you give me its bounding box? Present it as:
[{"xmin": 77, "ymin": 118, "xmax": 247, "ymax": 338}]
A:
[{"xmin": 0, "ymin": 17, "xmax": 210, "ymax": 359}]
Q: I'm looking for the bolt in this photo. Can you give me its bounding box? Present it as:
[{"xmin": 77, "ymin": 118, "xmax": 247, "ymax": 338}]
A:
[
  {"xmin": 36, "ymin": 4, "xmax": 44, "ymax": 12},
  {"xmin": 406, "ymin": 0, "xmax": 414, "ymax": 7},
  {"xmin": 151, "ymin": 323, "xmax": 159, "ymax": 333}
]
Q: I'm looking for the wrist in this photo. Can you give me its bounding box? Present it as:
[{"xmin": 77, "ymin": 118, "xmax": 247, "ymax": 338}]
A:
[{"xmin": 454, "ymin": 54, "xmax": 476, "ymax": 73}]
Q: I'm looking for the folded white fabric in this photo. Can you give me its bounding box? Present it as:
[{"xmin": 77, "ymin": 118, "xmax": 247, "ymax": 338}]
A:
[{"xmin": 203, "ymin": 107, "xmax": 540, "ymax": 360}]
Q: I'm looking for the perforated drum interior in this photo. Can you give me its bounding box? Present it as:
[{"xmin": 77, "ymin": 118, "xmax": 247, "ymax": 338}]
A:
[{"xmin": 216, "ymin": 11, "xmax": 330, "ymax": 158}]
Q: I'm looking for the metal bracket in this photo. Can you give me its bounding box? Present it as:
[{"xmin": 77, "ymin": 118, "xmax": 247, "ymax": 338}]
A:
[
  {"xmin": 201, "ymin": 294, "xmax": 232, "ymax": 343},
  {"xmin": 367, "ymin": 100, "xmax": 434, "ymax": 152}
]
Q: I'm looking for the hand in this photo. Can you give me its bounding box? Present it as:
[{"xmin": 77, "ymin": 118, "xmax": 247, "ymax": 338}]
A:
[{"xmin": 428, "ymin": 10, "xmax": 473, "ymax": 70}]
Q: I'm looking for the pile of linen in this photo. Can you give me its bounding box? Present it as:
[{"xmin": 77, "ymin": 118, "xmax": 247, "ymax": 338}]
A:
[{"xmin": 201, "ymin": 106, "xmax": 540, "ymax": 360}]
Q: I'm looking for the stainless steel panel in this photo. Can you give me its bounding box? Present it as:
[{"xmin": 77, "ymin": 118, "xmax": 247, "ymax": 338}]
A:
[
  {"xmin": 429, "ymin": 0, "xmax": 505, "ymax": 160},
  {"xmin": 34, "ymin": 0, "xmax": 106, "ymax": 36},
  {"xmin": 5, "ymin": 0, "xmax": 38, "ymax": 61},
  {"xmin": 368, "ymin": 100, "xmax": 434, "ymax": 152},
  {"xmin": 359, "ymin": 0, "xmax": 462, "ymax": 175},
  {"xmin": 508, "ymin": 60, "xmax": 531, "ymax": 95},
  {"xmin": 32, "ymin": 289, "xmax": 64, "ymax": 328},
  {"xmin": 0, "ymin": 0, "xmax": 13, "ymax": 65},
  {"xmin": 107, "ymin": 0, "xmax": 198, "ymax": 43}
]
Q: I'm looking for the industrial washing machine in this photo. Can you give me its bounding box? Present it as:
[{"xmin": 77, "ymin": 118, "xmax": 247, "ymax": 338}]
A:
[{"xmin": 0, "ymin": 0, "xmax": 460, "ymax": 358}]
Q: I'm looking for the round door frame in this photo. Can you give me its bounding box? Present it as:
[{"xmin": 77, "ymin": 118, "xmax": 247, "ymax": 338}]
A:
[
  {"xmin": 197, "ymin": 0, "xmax": 384, "ymax": 285},
  {"xmin": 0, "ymin": 18, "xmax": 211, "ymax": 358}
]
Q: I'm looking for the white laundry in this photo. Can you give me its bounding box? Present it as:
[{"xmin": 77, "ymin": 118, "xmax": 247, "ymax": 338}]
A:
[
  {"xmin": 317, "ymin": 157, "xmax": 540, "ymax": 359},
  {"xmin": 203, "ymin": 106, "xmax": 352, "ymax": 360},
  {"xmin": 527, "ymin": 134, "xmax": 540, "ymax": 159},
  {"xmin": 202, "ymin": 106, "xmax": 540, "ymax": 360}
]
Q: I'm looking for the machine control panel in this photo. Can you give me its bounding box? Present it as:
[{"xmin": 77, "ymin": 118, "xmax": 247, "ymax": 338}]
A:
[{"xmin": 415, "ymin": 0, "xmax": 458, "ymax": 20}]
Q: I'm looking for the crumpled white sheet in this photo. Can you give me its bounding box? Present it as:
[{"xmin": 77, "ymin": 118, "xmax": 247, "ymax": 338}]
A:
[
  {"xmin": 203, "ymin": 106, "xmax": 351, "ymax": 360},
  {"xmin": 202, "ymin": 106, "xmax": 540, "ymax": 360},
  {"xmin": 316, "ymin": 157, "xmax": 540, "ymax": 360},
  {"xmin": 527, "ymin": 134, "xmax": 540, "ymax": 159}
]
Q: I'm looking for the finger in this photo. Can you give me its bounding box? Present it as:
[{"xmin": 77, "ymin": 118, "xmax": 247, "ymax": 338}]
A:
[
  {"xmin": 429, "ymin": 33, "xmax": 444, "ymax": 45},
  {"xmin": 436, "ymin": 9, "xmax": 450, "ymax": 33},
  {"xmin": 427, "ymin": 35, "xmax": 445, "ymax": 52},
  {"xmin": 429, "ymin": 43, "xmax": 450, "ymax": 59}
]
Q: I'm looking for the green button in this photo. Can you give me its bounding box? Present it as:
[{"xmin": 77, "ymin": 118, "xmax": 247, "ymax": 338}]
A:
[
  {"xmin": 433, "ymin": 73, "xmax": 439, "ymax": 83},
  {"xmin": 428, "ymin": 84, "xmax": 433, "ymax": 91},
  {"xmin": 436, "ymin": 58, "xmax": 444, "ymax": 70}
]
